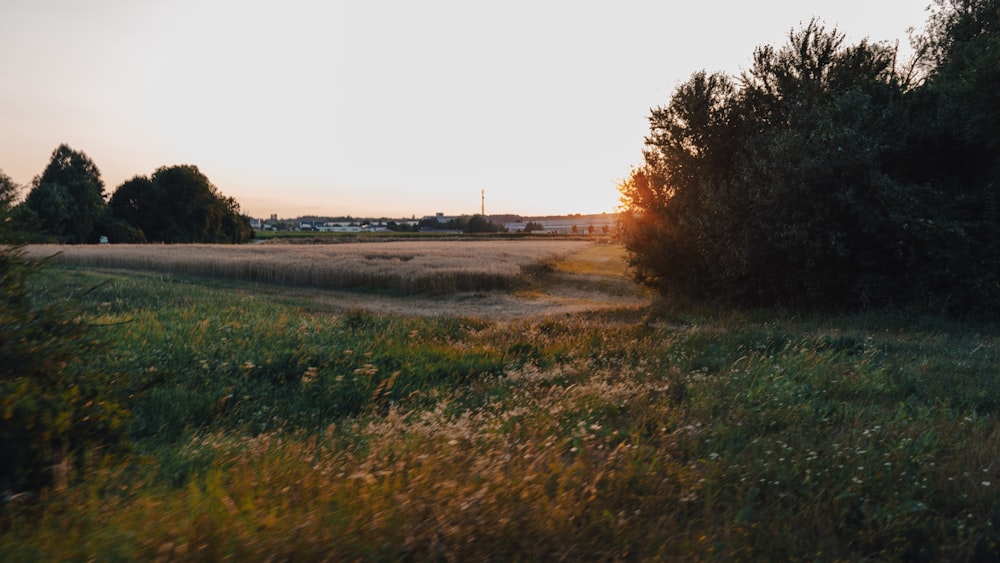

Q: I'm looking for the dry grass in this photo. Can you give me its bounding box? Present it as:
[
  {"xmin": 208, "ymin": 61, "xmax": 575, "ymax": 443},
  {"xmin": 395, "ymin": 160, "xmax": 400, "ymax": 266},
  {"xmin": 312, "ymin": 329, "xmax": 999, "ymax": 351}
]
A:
[
  {"xmin": 12, "ymin": 348, "xmax": 700, "ymax": 560},
  {"xmin": 24, "ymin": 240, "xmax": 591, "ymax": 294},
  {"xmin": 553, "ymin": 243, "xmax": 631, "ymax": 277}
]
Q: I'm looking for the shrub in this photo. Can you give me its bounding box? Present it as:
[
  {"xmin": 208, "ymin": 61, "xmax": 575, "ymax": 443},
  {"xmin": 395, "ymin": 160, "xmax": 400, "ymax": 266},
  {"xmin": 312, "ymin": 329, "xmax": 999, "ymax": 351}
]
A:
[{"xmin": 0, "ymin": 170, "xmax": 127, "ymax": 493}]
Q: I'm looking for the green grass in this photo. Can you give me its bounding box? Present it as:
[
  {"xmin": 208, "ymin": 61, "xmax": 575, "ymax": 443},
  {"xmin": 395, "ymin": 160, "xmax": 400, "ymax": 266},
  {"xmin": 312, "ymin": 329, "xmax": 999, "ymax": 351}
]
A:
[{"xmin": 3, "ymin": 267, "xmax": 1000, "ymax": 560}]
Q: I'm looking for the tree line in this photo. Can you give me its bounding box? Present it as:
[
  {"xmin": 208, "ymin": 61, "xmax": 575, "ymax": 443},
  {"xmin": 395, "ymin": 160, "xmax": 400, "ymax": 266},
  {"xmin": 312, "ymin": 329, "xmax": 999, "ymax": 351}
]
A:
[
  {"xmin": 3, "ymin": 145, "xmax": 253, "ymax": 244},
  {"xmin": 619, "ymin": 0, "xmax": 999, "ymax": 315}
]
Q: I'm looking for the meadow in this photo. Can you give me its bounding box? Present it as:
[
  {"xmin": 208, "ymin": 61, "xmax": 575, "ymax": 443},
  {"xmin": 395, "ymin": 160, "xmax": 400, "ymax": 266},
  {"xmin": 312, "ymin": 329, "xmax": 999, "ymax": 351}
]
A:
[{"xmin": 3, "ymin": 242, "xmax": 1000, "ymax": 560}]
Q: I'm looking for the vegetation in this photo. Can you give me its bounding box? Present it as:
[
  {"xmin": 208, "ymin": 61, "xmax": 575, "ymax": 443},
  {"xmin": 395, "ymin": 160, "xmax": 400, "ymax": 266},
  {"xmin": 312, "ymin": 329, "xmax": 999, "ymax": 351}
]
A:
[
  {"xmin": 108, "ymin": 165, "xmax": 253, "ymax": 244},
  {"xmin": 464, "ymin": 214, "xmax": 505, "ymax": 233},
  {"xmin": 619, "ymin": 1, "xmax": 1000, "ymax": 314},
  {"xmin": 523, "ymin": 220, "xmax": 546, "ymax": 233},
  {"xmin": 1, "ymin": 263, "xmax": 999, "ymax": 560},
  {"xmin": 0, "ymin": 169, "xmax": 127, "ymax": 494},
  {"xmin": 24, "ymin": 239, "xmax": 589, "ymax": 294},
  {"xmin": 20, "ymin": 145, "xmax": 107, "ymax": 244},
  {"xmin": 4, "ymin": 3, "xmax": 998, "ymax": 559},
  {"xmin": 9, "ymin": 146, "xmax": 252, "ymax": 244}
]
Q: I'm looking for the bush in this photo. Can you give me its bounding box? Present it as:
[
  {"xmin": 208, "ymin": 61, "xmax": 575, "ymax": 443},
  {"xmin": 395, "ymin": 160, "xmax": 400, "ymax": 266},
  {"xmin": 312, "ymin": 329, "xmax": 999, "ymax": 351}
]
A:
[{"xmin": 0, "ymin": 170, "xmax": 127, "ymax": 493}]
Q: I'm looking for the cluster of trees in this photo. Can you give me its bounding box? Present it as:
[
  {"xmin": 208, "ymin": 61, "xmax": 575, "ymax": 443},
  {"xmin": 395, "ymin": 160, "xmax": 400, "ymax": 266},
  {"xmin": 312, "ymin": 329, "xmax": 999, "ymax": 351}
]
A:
[
  {"xmin": 619, "ymin": 0, "xmax": 999, "ymax": 314},
  {"xmin": 5, "ymin": 145, "xmax": 252, "ymax": 244}
]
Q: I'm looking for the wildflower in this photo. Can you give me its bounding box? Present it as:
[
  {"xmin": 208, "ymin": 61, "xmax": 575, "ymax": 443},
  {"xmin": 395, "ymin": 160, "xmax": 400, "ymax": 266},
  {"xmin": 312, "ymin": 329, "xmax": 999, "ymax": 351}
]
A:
[{"xmin": 983, "ymin": 481, "xmax": 992, "ymax": 487}]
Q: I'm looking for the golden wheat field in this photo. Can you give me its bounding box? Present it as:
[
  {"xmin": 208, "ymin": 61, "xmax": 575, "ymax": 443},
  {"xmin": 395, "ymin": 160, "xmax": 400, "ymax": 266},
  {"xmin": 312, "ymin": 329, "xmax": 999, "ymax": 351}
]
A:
[{"xmin": 24, "ymin": 240, "xmax": 592, "ymax": 294}]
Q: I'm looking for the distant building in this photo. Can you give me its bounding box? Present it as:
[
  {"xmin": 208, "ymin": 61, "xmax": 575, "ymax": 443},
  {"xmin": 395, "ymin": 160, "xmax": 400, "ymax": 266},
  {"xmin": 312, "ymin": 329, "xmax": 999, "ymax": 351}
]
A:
[
  {"xmin": 503, "ymin": 214, "xmax": 617, "ymax": 234},
  {"xmin": 317, "ymin": 222, "xmax": 365, "ymax": 232}
]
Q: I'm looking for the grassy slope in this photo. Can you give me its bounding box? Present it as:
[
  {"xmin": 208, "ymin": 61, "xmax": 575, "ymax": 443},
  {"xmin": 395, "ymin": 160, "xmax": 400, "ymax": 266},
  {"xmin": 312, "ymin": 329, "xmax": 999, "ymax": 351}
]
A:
[{"xmin": 3, "ymin": 256, "xmax": 1000, "ymax": 560}]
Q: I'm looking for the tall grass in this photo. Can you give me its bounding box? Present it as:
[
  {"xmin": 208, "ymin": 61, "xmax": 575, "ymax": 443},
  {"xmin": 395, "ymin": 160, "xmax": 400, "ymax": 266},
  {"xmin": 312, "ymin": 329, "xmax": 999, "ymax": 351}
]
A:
[
  {"xmin": 24, "ymin": 240, "xmax": 590, "ymax": 294},
  {"xmin": 3, "ymin": 268, "xmax": 1000, "ymax": 560}
]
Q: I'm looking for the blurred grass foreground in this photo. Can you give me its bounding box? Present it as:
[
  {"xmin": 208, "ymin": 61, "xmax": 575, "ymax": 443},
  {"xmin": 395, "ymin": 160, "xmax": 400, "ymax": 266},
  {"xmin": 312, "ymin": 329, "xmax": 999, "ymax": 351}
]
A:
[{"xmin": 2, "ymin": 244, "xmax": 1000, "ymax": 560}]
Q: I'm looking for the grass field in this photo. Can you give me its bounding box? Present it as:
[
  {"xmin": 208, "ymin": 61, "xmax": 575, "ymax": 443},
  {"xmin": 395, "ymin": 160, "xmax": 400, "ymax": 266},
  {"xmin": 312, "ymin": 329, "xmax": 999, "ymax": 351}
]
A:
[{"xmin": 3, "ymin": 243, "xmax": 1000, "ymax": 560}]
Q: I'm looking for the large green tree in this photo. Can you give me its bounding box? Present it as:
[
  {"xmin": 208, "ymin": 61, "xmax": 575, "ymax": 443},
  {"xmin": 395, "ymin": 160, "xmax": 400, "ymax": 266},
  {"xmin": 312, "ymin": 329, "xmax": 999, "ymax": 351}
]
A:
[
  {"xmin": 620, "ymin": 7, "xmax": 1000, "ymax": 313},
  {"xmin": 108, "ymin": 164, "xmax": 252, "ymax": 243},
  {"xmin": 24, "ymin": 144, "xmax": 107, "ymax": 243},
  {"xmin": 622, "ymin": 22, "xmax": 908, "ymax": 306}
]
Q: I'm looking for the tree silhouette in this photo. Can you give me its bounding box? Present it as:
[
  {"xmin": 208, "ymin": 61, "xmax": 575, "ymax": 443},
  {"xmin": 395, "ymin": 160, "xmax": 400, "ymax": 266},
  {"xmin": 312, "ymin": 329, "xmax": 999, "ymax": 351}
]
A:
[
  {"xmin": 108, "ymin": 165, "xmax": 252, "ymax": 243},
  {"xmin": 24, "ymin": 144, "xmax": 106, "ymax": 243},
  {"xmin": 620, "ymin": 9, "xmax": 1000, "ymax": 314}
]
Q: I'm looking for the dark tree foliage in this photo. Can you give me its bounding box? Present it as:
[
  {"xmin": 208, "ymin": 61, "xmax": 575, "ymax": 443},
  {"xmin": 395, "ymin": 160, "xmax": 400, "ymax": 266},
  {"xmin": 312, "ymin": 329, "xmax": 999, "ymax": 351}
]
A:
[
  {"xmin": 464, "ymin": 214, "xmax": 504, "ymax": 233},
  {"xmin": 0, "ymin": 172, "xmax": 33, "ymax": 243},
  {"xmin": 108, "ymin": 165, "xmax": 253, "ymax": 243},
  {"xmin": 24, "ymin": 144, "xmax": 107, "ymax": 243},
  {"xmin": 418, "ymin": 215, "xmax": 469, "ymax": 231},
  {"xmin": 899, "ymin": 0, "xmax": 1000, "ymax": 309},
  {"xmin": 0, "ymin": 170, "xmax": 18, "ymax": 227},
  {"xmin": 386, "ymin": 220, "xmax": 418, "ymax": 232},
  {"xmin": 107, "ymin": 176, "xmax": 156, "ymax": 243},
  {"xmin": 621, "ymin": 8, "xmax": 1000, "ymax": 314}
]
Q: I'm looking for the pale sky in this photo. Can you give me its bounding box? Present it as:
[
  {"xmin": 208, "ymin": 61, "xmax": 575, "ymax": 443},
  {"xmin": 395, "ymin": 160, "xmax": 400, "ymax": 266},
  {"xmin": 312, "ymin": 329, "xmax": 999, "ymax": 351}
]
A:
[{"xmin": 1, "ymin": 1, "xmax": 931, "ymax": 219}]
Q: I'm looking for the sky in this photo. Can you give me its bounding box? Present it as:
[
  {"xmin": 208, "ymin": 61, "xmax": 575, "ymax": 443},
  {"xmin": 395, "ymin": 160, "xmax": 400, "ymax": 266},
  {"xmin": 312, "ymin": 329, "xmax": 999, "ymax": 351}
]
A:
[{"xmin": 1, "ymin": 1, "xmax": 933, "ymax": 219}]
